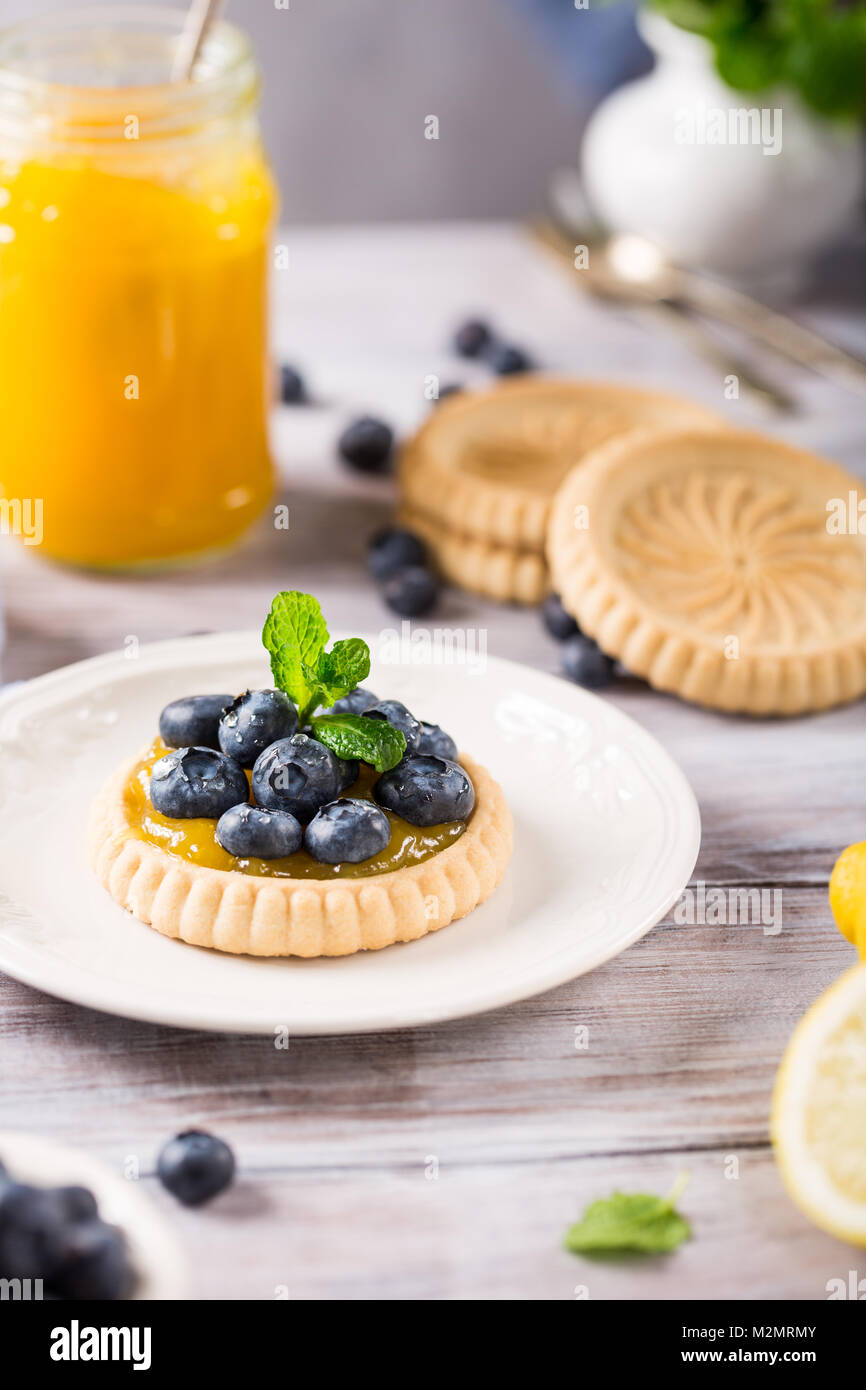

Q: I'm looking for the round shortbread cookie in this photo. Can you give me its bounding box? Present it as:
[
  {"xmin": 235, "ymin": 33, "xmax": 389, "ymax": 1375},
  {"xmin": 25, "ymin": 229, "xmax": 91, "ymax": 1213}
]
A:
[
  {"xmin": 399, "ymin": 377, "xmax": 722, "ymax": 552},
  {"xmin": 398, "ymin": 506, "xmax": 548, "ymax": 604},
  {"xmin": 547, "ymin": 427, "xmax": 866, "ymax": 715}
]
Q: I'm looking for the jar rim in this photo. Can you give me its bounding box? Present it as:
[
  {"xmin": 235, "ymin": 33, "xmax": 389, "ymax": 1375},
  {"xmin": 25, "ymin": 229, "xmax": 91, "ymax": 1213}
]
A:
[{"xmin": 0, "ymin": 5, "xmax": 258, "ymax": 145}]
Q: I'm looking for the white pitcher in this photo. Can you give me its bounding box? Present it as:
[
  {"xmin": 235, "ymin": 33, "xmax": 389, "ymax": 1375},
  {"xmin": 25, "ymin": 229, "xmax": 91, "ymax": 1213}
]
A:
[{"xmin": 581, "ymin": 10, "xmax": 863, "ymax": 281}]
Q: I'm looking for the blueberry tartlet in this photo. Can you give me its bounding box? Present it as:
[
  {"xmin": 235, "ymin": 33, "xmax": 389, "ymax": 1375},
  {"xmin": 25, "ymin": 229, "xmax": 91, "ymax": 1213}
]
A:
[{"xmin": 88, "ymin": 592, "xmax": 512, "ymax": 958}]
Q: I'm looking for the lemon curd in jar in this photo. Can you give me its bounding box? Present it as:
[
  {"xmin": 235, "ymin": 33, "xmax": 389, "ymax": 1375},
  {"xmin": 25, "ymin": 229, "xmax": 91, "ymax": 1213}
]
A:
[
  {"xmin": 124, "ymin": 740, "xmax": 469, "ymax": 881},
  {"xmin": 0, "ymin": 10, "xmax": 277, "ymax": 567}
]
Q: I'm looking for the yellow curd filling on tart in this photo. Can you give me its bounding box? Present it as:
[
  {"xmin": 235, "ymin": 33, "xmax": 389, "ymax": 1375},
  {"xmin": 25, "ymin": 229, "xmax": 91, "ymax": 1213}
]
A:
[{"xmin": 124, "ymin": 739, "xmax": 468, "ymax": 881}]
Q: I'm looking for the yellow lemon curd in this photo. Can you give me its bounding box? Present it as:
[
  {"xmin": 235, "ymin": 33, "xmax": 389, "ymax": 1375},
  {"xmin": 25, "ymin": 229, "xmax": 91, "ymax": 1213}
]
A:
[
  {"xmin": 0, "ymin": 5, "xmax": 278, "ymax": 569},
  {"xmin": 124, "ymin": 740, "xmax": 468, "ymax": 881},
  {"xmin": 0, "ymin": 146, "xmax": 275, "ymax": 566}
]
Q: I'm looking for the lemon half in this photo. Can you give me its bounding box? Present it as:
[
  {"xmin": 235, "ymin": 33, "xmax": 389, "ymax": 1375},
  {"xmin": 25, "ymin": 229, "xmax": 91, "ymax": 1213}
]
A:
[
  {"xmin": 829, "ymin": 841, "xmax": 866, "ymax": 954},
  {"xmin": 772, "ymin": 962, "xmax": 866, "ymax": 1246}
]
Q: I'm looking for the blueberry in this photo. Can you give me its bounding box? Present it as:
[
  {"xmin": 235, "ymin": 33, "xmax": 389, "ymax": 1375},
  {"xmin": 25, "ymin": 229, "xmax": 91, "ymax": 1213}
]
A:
[
  {"xmin": 157, "ymin": 1130, "xmax": 235, "ymax": 1207},
  {"xmin": 383, "ymin": 565, "xmax": 438, "ymax": 617},
  {"xmin": 279, "ymin": 364, "xmax": 306, "ymax": 405},
  {"xmin": 364, "ymin": 699, "xmax": 422, "ymax": 754},
  {"xmin": 338, "ymin": 416, "xmax": 393, "ymax": 473},
  {"xmin": 367, "ymin": 526, "xmax": 427, "ymax": 582},
  {"xmin": 216, "ymin": 803, "xmax": 302, "ymax": 859},
  {"xmin": 305, "ymin": 798, "xmax": 391, "ymax": 864},
  {"xmin": 454, "ymin": 318, "xmax": 493, "ymax": 358},
  {"xmin": 541, "ymin": 592, "xmax": 581, "ymax": 642},
  {"xmin": 338, "ymin": 758, "xmax": 359, "ymax": 790},
  {"xmin": 49, "ymin": 1220, "xmax": 132, "ymax": 1300},
  {"xmin": 489, "ymin": 343, "xmax": 533, "ymax": 375},
  {"xmin": 251, "ymin": 733, "xmax": 343, "ymax": 824},
  {"xmin": 218, "ymin": 689, "xmax": 298, "ymax": 768},
  {"xmin": 416, "ymin": 721, "xmax": 458, "ymax": 760},
  {"xmin": 326, "ymin": 686, "xmax": 379, "ymax": 715},
  {"xmin": 159, "ymin": 694, "xmax": 233, "ymax": 750},
  {"xmin": 561, "ymin": 634, "xmax": 615, "ymax": 689},
  {"xmin": 0, "ymin": 1184, "xmax": 94, "ymax": 1281},
  {"xmin": 150, "ymin": 747, "xmax": 248, "ymax": 819},
  {"xmin": 55, "ymin": 1186, "xmax": 99, "ymax": 1224},
  {"xmin": 0, "ymin": 1182, "xmax": 133, "ymax": 1299},
  {"xmin": 374, "ymin": 754, "xmax": 475, "ymax": 827}
]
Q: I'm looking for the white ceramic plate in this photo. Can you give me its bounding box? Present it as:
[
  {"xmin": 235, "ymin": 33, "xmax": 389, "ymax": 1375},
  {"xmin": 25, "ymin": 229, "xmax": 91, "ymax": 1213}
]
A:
[
  {"xmin": 0, "ymin": 1130, "xmax": 188, "ymax": 1299},
  {"xmin": 0, "ymin": 633, "xmax": 700, "ymax": 1035}
]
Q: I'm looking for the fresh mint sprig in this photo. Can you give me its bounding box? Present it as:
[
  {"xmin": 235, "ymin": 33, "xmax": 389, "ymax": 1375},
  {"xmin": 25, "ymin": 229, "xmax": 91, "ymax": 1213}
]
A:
[
  {"xmin": 261, "ymin": 591, "xmax": 405, "ymax": 771},
  {"xmin": 564, "ymin": 1172, "xmax": 691, "ymax": 1256},
  {"xmin": 311, "ymin": 712, "xmax": 406, "ymax": 775}
]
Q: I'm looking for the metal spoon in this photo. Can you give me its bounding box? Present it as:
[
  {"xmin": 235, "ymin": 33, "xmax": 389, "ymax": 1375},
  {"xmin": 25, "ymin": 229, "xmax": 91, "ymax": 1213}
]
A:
[{"xmin": 532, "ymin": 220, "xmax": 796, "ymax": 412}]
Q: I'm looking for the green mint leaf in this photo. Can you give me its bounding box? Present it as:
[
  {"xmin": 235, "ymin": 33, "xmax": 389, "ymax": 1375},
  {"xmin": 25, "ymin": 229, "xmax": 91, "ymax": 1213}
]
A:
[
  {"xmin": 316, "ymin": 638, "xmax": 371, "ymax": 708},
  {"xmin": 311, "ymin": 713, "xmax": 405, "ymax": 774},
  {"xmin": 564, "ymin": 1173, "xmax": 690, "ymax": 1255},
  {"xmin": 262, "ymin": 592, "xmax": 329, "ymax": 715}
]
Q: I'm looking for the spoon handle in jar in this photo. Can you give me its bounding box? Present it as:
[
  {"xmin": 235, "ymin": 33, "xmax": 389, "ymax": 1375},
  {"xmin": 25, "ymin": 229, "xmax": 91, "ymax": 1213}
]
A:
[{"xmin": 172, "ymin": 0, "xmax": 226, "ymax": 82}]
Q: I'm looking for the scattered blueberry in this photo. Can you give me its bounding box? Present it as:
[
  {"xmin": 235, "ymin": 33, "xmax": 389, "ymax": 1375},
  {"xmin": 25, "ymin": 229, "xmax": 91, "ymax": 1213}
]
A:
[
  {"xmin": 561, "ymin": 634, "xmax": 615, "ymax": 689},
  {"xmin": 383, "ymin": 565, "xmax": 438, "ymax": 617},
  {"xmin": 0, "ymin": 1184, "xmax": 74, "ymax": 1280},
  {"xmin": 338, "ymin": 416, "xmax": 393, "ymax": 473},
  {"xmin": 326, "ymin": 686, "xmax": 379, "ymax": 715},
  {"xmin": 55, "ymin": 1186, "xmax": 99, "ymax": 1224},
  {"xmin": 157, "ymin": 1131, "xmax": 235, "ymax": 1207},
  {"xmin": 488, "ymin": 343, "xmax": 533, "ymax": 376},
  {"xmin": 218, "ymin": 688, "xmax": 298, "ymax": 768},
  {"xmin": 541, "ymin": 592, "xmax": 581, "ymax": 642},
  {"xmin": 305, "ymin": 798, "xmax": 391, "ymax": 864},
  {"xmin": 150, "ymin": 747, "xmax": 249, "ymax": 819},
  {"xmin": 454, "ymin": 318, "xmax": 493, "ymax": 358},
  {"xmin": 0, "ymin": 1181, "xmax": 132, "ymax": 1298},
  {"xmin": 50, "ymin": 1220, "xmax": 131, "ymax": 1300},
  {"xmin": 216, "ymin": 803, "xmax": 303, "ymax": 859},
  {"xmin": 416, "ymin": 721, "xmax": 458, "ymax": 760},
  {"xmin": 374, "ymin": 754, "xmax": 475, "ymax": 827},
  {"xmin": 159, "ymin": 694, "xmax": 233, "ymax": 750},
  {"xmin": 251, "ymin": 733, "xmax": 343, "ymax": 824},
  {"xmin": 365, "ymin": 699, "xmax": 422, "ymax": 754},
  {"xmin": 279, "ymin": 364, "xmax": 307, "ymax": 405},
  {"xmin": 367, "ymin": 526, "xmax": 427, "ymax": 582}
]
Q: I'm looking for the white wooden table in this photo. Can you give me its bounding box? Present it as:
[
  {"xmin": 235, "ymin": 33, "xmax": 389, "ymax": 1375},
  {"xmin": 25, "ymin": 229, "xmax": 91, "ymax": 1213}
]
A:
[{"xmin": 1, "ymin": 224, "xmax": 863, "ymax": 1300}]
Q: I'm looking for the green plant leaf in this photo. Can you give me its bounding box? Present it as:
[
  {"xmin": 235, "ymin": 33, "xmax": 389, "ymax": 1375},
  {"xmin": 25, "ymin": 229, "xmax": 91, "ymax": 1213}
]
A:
[
  {"xmin": 647, "ymin": 0, "xmax": 866, "ymax": 119},
  {"xmin": 564, "ymin": 1173, "xmax": 691, "ymax": 1255},
  {"xmin": 317, "ymin": 638, "xmax": 371, "ymax": 708},
  {"xmin": 311, "ymin": 713, "xmax": 406, "ymax": 773},
  {"xmin": 262, "ymin": 592, "xmax": 329, "ymax": 715}
]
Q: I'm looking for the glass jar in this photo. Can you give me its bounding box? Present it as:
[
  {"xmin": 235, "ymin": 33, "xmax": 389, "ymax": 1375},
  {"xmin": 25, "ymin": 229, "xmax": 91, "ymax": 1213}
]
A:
[{"xmin": 0, "ymin": 7, "xmax": 277, "ymax": 568}]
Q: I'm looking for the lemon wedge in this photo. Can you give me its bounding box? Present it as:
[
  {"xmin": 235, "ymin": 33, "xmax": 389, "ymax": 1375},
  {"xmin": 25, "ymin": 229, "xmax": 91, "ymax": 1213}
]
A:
[{"xmin": 772, "ymin": 962, "xmax": 866, "ymax": 1246}]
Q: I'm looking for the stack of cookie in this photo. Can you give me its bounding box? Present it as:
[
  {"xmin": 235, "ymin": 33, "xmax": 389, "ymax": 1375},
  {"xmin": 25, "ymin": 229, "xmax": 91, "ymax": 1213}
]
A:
[
  {"xmin": 397, "ymin": 378, "xmax": 720, "ymax": 604},
  {"xmin": 398, "ymin": 375, "xmax": 866, "ymax": 714}
]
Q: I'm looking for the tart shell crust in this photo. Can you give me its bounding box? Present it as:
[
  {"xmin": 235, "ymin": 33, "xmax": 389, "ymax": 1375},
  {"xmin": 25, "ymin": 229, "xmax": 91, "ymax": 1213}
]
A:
[{"xmin": 88, "ymin": 752, "xmax": 513, "ymax": 958}]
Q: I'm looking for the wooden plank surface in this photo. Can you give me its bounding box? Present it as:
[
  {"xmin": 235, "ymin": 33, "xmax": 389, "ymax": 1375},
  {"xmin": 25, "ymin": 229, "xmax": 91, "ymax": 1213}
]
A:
[{"xmin": 0, "ymin": 223, "xmax": 863, "ymax": 1300}]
